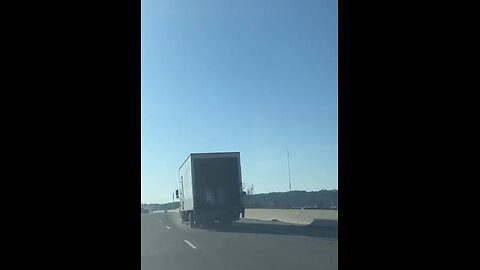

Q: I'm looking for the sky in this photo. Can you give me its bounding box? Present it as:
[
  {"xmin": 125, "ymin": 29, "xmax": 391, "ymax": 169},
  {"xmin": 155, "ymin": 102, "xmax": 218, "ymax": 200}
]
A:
[{"xmin": 141, "ymin": 0, "xmax": 337, "ymax": 204}]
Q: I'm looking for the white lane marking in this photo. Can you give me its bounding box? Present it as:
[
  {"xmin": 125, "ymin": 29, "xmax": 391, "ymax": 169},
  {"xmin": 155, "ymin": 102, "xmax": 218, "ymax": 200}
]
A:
[
  {"xmin": 184, "ymin": 240, "xmax": 197, "ymax": 249},
  {"xmin": 166, "ymin": 226, "xmax": 171, "ymax": 229}
]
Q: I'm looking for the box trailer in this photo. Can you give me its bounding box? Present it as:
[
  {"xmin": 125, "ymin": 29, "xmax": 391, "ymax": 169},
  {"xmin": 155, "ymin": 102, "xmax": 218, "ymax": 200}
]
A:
[{"xmin": 176, "ymin": 152, "xmax": 245, "ymax": 227}]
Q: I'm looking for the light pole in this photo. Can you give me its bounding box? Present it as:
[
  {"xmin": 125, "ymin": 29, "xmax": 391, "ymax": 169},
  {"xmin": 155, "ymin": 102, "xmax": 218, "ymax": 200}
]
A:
[{"xmin": 287, "ymin": 149, "xmax": 291, "ymax": 191}]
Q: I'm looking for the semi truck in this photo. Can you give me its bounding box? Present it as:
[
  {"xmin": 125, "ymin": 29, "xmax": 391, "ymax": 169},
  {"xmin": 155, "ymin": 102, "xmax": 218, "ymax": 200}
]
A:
[{"xmin": 176, "ymin": 152, "xmax": 245, "ymax": 228}]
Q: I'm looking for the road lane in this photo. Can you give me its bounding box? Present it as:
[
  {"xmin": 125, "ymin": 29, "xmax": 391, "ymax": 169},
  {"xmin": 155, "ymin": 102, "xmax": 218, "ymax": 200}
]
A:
[
  {"xmin": 141, "ymin": 213, "xmax": 199, "ymax": 270},
  {"xmin": 142, "ymin": 212, "xmax": 338, "ymax": 270}
]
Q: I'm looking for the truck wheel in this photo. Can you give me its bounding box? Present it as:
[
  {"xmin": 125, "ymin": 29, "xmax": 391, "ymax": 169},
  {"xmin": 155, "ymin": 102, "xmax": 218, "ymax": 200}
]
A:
[
  {"xmin": 181, "ymin": 212, "xmax": 189, "ymax": 222},
  {"xmin": 205, "ymin": 220, "xmax": 214, "ymax": 228},
  {"xmin": 221, "ymin": 219, "xmax": 232, "ymax": 226},
  {"xmin": 189, "ymin": 212, "xmax": 195, "ymax": 228}
]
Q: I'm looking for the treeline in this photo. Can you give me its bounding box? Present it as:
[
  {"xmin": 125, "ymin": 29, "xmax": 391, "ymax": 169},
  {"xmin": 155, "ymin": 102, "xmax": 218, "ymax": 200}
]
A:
[
  {"xmin": 141, "ymin": 189, "xmax": 338, "ymax": 211},
  {"xmin": 245, "ymin": 189, "xmax": 338, "ymax": 209},
  {"xmin": 142, "ymin": 201, "xmax": 180, "ymax": 212}
]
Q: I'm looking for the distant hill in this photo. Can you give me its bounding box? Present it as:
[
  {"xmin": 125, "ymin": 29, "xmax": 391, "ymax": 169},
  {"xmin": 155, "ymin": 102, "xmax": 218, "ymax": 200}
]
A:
[
  {"xmin": 245, "ymin": 189, "xmax": 338, "ymax": 209},
  {"xmin": 141, "ymin": 189, "xmax": 338, "ymax": 211}
]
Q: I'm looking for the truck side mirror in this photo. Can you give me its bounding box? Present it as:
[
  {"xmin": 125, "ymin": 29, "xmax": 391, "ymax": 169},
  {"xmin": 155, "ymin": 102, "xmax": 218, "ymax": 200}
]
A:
[{"xmin": 175, "ymin": 190, "xmax": 179, "ymax": 198}]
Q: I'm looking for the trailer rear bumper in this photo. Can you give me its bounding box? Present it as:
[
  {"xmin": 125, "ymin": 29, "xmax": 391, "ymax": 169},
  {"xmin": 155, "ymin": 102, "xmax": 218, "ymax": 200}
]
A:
[{"xmin": 195, "ymin": 207, "xmax": 242, "ymax": 224}]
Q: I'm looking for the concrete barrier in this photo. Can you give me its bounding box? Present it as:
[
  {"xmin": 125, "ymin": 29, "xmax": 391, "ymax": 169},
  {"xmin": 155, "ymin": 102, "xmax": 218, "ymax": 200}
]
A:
[
  {"xmin": 151, "ymin": 209, "xmax": 179, "ymax": 213},
  {"xmin": 244, "ymin": 209, "xmax": 338, "ymax": 228}
]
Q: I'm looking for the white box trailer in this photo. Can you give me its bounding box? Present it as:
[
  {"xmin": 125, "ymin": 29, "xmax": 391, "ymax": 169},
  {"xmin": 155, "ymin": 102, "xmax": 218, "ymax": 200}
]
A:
[{"xmin": 176, "ymin": 152, "xmax": 245, "ymax": 227}]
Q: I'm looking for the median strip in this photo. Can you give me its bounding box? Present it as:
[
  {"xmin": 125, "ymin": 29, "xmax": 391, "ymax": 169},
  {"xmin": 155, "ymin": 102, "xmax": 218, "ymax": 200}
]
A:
[{"xmin": 184, "ymin": 240, "xmax": 196, "ymax": 249}]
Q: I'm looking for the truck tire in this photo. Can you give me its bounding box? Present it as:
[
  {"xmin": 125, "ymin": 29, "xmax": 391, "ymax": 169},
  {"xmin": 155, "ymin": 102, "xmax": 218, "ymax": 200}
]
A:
[
  {"xmin": 204, "ymin": 220, "xmax": 214, "ymax": 228},
  {"xmin": 180, "ymin": 211, "xmax": 188, "ymax": 222},
  {"xmin": 189, "ymin": 212, "xmax": 195, "ymax": 228},
  {"xmin": 221, "ymin": 219, "xmax": 232, "ymax": 226}
]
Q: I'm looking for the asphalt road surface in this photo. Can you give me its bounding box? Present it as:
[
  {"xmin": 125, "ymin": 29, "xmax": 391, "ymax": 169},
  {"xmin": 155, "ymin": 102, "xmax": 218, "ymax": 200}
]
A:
[{"xmin": 141, "ymin": 212, "xmax": 338, "ymax": 270}]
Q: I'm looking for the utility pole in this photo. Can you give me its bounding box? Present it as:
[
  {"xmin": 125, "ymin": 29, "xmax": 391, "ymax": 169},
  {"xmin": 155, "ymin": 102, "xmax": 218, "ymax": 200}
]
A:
[{"xmin": 287, "ymin": 149, "xmax": 291, "ymax": 191}]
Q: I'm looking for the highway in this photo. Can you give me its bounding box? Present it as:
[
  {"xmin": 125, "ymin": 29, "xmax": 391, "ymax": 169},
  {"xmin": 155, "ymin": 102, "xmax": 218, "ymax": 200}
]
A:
[{"xmin": 141, "ymin": 212, "xmax": 338, "ymax": 270}]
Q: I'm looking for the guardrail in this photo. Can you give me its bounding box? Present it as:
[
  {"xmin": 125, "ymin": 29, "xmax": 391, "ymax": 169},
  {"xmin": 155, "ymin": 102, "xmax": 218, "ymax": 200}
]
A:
[{"xmin": 244, "ymin": 208, "xmax": 338, "ymax": 228}]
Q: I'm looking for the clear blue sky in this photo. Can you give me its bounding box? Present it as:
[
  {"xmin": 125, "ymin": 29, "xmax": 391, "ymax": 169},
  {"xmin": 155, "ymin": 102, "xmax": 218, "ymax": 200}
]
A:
[{"xmin": 141, "ymin": 0, "xmax": 337, "ymax": 204}]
